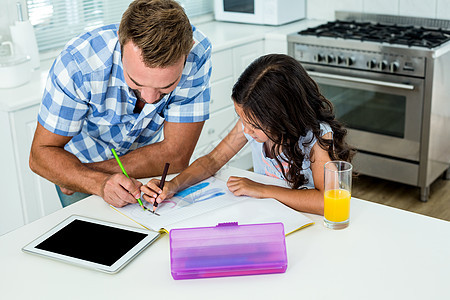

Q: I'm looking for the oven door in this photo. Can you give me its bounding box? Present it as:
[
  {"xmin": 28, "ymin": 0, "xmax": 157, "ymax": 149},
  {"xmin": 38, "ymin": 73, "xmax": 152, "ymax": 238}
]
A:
[{"xmin": 307, "ymin": 69, "xmax": 424, "ymax": 162}]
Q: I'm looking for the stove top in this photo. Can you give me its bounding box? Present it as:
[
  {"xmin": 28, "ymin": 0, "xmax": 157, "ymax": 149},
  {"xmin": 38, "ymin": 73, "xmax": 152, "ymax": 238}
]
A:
[{"xmin": 298, "ymin": 20, "xmax": 450, "ymax": 49}]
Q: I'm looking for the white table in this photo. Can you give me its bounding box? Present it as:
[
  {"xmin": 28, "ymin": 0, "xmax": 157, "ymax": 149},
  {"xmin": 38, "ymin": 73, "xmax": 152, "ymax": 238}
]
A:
[{"xmin": 1, "ymin": 167, "xmax": 448, "ymax": 300}]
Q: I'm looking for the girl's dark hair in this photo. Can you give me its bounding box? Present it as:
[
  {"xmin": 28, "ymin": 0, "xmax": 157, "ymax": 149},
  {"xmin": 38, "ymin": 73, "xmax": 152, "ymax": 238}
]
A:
[{"xmin": 232, "ymin": 54, "xmax": 355, "ymax": 189}]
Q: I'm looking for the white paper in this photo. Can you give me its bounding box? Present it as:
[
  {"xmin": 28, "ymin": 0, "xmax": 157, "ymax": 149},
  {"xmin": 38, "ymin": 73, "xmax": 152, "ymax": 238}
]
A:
[{"xmin": 113, "ymin": 176, "xmax": 313, "ymax": 235}]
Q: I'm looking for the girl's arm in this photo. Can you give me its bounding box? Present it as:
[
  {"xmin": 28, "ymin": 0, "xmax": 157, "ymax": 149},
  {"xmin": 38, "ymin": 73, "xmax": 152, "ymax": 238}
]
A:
[
  {"xmin": 141, "ymin": 120, "xmax": 248, "ymax": 204},
  {"xmin": 227, "ymin": 133, "xmax": 333, "ymax": 215}
]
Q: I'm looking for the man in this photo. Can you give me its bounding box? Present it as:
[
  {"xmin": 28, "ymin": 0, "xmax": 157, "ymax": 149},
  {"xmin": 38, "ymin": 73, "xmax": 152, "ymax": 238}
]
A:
[{"xmin": 29, "ymin": 0, "xmax": 212, "ymax": 208}]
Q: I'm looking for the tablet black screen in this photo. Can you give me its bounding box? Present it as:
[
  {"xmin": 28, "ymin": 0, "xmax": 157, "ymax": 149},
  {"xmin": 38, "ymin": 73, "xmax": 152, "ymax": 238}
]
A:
[{"xmin": 35, "ymin": 219, "xmax": 147, "ymax": 266}]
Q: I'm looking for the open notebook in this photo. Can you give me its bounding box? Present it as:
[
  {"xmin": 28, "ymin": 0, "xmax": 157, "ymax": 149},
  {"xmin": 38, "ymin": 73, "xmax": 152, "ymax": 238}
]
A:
[{"xmin": 111, "ymin": 168, "xmax": 314, "ymax": 235}]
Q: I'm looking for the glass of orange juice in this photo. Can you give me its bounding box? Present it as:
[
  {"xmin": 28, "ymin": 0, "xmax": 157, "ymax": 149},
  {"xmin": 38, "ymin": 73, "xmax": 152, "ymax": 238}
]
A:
[{"xmin": 324, "ymin": 161, "xmax": 352, "ymax": 230}]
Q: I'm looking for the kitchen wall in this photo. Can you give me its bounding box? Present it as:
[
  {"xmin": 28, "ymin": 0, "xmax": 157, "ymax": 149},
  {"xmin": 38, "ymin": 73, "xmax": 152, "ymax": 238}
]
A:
[{"xmin": 307, "ymin": 0, "xmax": 450, "ymax": 21}]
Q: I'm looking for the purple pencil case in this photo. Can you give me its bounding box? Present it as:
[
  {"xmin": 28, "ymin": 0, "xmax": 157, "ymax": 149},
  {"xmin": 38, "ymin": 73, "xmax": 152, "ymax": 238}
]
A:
[{"xmin": 169, "ymin": 222, "xmax": 287, "ymax": 280}]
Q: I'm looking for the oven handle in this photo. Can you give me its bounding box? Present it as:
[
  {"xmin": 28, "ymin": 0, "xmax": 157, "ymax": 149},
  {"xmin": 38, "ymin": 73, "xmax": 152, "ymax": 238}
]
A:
[{"xmin": 308, "ymin": 71, "xmax": 415, "ymax": 90}]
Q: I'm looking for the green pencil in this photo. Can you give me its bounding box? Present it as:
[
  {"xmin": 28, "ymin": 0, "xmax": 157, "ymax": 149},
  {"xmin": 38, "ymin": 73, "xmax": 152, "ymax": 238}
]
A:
[{"xmin": 111, "ymin": 148, "xmax": 145, "ymax": 210}]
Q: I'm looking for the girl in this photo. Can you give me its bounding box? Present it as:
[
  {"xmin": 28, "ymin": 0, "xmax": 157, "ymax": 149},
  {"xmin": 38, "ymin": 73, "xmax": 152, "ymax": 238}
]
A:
[{"xmin": 141, "ymin": 54, "xmax": 354, "ymax": 215}]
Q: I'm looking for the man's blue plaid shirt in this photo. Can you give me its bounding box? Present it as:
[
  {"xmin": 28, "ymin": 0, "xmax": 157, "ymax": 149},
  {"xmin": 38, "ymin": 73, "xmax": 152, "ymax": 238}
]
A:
[{"xmin": 38, "ymin": 24, "xmax": 211, "ymax": 163}]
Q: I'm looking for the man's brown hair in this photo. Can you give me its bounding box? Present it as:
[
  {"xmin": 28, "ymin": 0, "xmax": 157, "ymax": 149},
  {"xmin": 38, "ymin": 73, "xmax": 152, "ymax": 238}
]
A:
[{"xmin": 119, "ymin": 0, "xmax": 193, "ymax": 68}]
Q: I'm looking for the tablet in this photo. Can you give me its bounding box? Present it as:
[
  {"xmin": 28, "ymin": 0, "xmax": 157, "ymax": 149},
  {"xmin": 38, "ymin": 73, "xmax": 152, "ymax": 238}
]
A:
[{"xmin": 22, "ymin": 215, "xmax": 160, "ymax": 274}]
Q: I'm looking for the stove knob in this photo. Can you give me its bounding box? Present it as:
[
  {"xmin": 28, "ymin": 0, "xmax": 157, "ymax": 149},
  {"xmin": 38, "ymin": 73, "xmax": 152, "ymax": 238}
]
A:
[
  {"xmin": 326, "ymin": 54, "xmax": 335, "ymax": 64},
  {"xmin": 314, "ymin": 54, "xmax": 325, "ymax": 62},
  {"xmin": 390, "ymin": 61, "xmax": 400, "ymax": 73},
  {"xmin": 378, "ymin": 60, "xmax": 388, "ymax": 71},
  {"xmin": 367, "ymin": 59, "xmax": 377, "ymax": 69},
  {"xmin": 337, "ymin": 56, "xmax": 345, "ymax": 64},
  {"xmin": 346, "ymin": 57, "xmax": 355, "ymax": 66}
]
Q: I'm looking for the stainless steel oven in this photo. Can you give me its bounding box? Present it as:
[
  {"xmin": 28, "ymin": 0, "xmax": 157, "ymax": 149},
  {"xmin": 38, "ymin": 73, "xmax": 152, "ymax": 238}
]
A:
[
  {"xmin": 288, "ymin": 12, "xmax": 450, "ymax": 201},
  {"xmin": 308, "ymin": 68, "xmax": 423, "ymax": 162}
]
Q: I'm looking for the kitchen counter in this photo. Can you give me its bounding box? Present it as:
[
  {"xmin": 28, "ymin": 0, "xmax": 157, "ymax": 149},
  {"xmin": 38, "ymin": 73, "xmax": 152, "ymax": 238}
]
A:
[
  {"xmin": 195, "ymin": 19, "xmax": 323, "ymax": 52},
  {"xmin": 0, "ymin": 58, "xmax": 53, "ymax": 112},
  {"xmin": 0, "ymin": 19, "xmax": 324, "ymax": 113}
]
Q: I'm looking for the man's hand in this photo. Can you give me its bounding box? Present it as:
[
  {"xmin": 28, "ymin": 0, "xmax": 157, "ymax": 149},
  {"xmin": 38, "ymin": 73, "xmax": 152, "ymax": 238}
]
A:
[
  {"xmin": 100, "ymin": 173, "xmax": 143, "ymax": 207},
  {"xmin": 60, "ymin": 187, "xmax": 75, "ymax": 195}
]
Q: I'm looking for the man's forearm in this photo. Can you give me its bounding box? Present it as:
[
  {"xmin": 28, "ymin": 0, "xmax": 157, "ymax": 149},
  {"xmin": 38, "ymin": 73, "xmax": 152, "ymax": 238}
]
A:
[
  {"xmin": 29, "ymin": 146, "xmax": 109, "ymax": 196},
  {"xmin": 87, "ymin": 121, "xmax": 204, "ymax": 179},
  {"xmin": 86, "ymin": 140, "xmax": 191, "ymax": 179}
]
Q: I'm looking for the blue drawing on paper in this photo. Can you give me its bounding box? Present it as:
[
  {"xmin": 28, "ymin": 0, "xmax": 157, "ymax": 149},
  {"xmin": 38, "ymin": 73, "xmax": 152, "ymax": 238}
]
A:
[
  {"xmin": 154, "ymin": 181, "xmax": 227, "ymax": 213},
  {"xmin": 183, "ymin": 188, "xmax": 224, "ymax": 204},
  {"xmin": 174, "ymin": 182, "xmax": 210, "ymax": 198},
  {"xmin": 195, "ymin": 192, "xmax": 226, "ymax": 202}
]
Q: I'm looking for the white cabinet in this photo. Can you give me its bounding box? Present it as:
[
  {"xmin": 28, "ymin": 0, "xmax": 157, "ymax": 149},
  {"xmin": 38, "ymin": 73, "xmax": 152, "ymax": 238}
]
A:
[
  {"xmin": 0, "ymin": 109, "xmax": 24, "ymax": 235},
  {"xmin": 11, "ymin": 106, "xmax": 61, "ymax": 221},
  {"xmin": 0, "ymin": 104, "xmax": 60, "ymax": 236},
  {"xmin": 197, "ymin": 106, "xmax": 237, "ymax": 148},
  {"xmin": 193, "ymin": 40, "xmax": 264, "ymax": 170},
  {"xmin": 0, "ymin": 59, "xmax": 61, "ymax": 235},
  {"xmin": 232, "ymin": 40, "xmax": 264, "ymax": 82}
]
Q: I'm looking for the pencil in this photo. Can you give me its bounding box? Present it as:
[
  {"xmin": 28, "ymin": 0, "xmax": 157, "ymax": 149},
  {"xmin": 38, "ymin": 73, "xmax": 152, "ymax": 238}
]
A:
[
  {"xmin": 153, "ymin": 162, "xmax": 170, "ymax": 212},
  {"xmin": 111, "ymin": 148, "xmax": 145, "ymax": 210}
]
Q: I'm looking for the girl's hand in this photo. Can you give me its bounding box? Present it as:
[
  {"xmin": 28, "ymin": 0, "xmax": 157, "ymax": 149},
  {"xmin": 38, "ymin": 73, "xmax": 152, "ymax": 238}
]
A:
[
  {"xmin": 227, "ymin": 176, "xmax": 266, "ymax": 198},
  {"xmin": 141, "ymin": 179, "xmax": 177, "ymax": 207}
]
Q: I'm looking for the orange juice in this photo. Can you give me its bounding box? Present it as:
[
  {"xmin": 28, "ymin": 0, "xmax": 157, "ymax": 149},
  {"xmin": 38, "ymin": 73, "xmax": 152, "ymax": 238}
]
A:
[{"xmin": 324, "ymin": 189, "xmax": 351, "ymax": 222}]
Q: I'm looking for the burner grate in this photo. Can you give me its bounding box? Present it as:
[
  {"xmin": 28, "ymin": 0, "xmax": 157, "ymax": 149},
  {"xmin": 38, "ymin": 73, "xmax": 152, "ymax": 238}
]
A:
[{"xmin": 298, "ymin": 21, "xmax": 450, "ymax": 48}]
